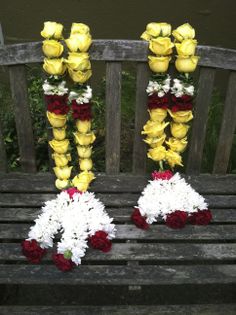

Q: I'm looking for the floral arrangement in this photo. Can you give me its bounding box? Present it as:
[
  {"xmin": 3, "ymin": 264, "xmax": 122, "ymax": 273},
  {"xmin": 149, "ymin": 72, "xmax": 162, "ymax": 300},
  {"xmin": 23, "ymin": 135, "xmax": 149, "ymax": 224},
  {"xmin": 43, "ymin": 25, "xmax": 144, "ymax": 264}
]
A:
[
  {"xmin": 22, "ymin": 21, "xmax": 115, "ymax": 271},
  {"xmin": 132, "ymin": 22, "xmax": 212, "ymax": 229}
]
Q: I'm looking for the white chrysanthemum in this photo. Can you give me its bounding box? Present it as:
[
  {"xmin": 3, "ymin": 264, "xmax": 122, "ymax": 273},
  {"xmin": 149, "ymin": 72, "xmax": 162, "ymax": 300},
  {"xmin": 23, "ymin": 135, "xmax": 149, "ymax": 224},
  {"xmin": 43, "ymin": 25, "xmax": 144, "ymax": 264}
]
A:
[
  {"xmin": 171, "ymin": 78, "xmax": 195, "ymax": 97},
  {"xmin": 146, "ymin": 75, "xmax": 171, "ymax": 96},
  {"xmin": 43, "ymin": 80, "xmax": 68, "ymax": 96},
  {"xmin": 69, "ymin": 85, "xmax": 92, "ymax": 104}
]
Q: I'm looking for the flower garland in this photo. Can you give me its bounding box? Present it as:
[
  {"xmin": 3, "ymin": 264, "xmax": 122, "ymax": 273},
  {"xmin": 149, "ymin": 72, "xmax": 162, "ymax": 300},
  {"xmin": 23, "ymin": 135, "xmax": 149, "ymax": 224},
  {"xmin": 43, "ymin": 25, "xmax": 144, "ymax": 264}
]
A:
[{"xmin": 132, "ymin": 22, "xmax": 212, "ymax": 229}]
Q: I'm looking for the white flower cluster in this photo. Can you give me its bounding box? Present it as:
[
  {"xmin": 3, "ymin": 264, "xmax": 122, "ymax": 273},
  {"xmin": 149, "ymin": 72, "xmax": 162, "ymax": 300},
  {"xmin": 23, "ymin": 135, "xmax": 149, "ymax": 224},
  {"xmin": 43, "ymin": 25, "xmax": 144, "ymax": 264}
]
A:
[
  {"xmin": 171, "ymin": 79, "xmax": 195, "ymax": 97},
  {"xmin": 69, "ymin": 85, "xmax": 92, "ymax": 104},
  {"xmin": 137, "ymin": 173, "xmax": 207, "ymax": 224},
  {"xmin": 27, "ymin": 191, "xmax": 116, "ymax": 265},
  {"xmin": 146, "ymin": 75, "xmax": 171, "ymax": 97},
  {"xmin": 42, "ymin": 80, "xmax": 68, "ymax": 96}
]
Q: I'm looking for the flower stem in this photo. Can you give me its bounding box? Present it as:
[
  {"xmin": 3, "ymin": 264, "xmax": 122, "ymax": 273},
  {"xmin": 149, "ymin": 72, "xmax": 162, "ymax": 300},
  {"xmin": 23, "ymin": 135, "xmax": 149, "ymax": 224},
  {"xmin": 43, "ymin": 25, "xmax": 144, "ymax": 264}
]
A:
[{"xmin": 159, "ymin": 160, "xmax": 164, "ymax": 171}]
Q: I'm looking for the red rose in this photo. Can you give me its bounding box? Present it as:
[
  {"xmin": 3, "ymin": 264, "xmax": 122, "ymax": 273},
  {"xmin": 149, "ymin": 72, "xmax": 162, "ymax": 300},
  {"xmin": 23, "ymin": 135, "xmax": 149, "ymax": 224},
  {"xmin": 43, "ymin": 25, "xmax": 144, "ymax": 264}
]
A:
[
  {"xmin": 148, "ymin": 94, "xmax": 169, "ymax": 110},
  {"xmin": 188, "ymin": 209, "xmax": 212, "ymax": 225},
  {"xmin": 152, "ymin": 170, "xmax": 173, "ymax": 180},
  {"xmin": 165, "ymin": 210, "xmax": 188, "ymax": 229},
  {"xmin": 89, "ymin": 231, "xmax": 112, "ymax": 252},
  {"xmin": 21, "ymin": 239, "xmax": 46, "ymax": 263},
  {"xmin": 52, "ymin": 253, "xmax": 74, "ymax": 272},
  {"xmin": 71, "ymin": 101, "xmax": 92, "ymax": 120},
  {"xmin": 131, "ymin": 208, "xmax": 149, "ymax": 230},
  {"xmin": 45, "ymin": 95, "xmax": 69, "ymax": 115},
  {"xmin": 171, "ymin": 95, "xmax": 193, "ymax": 112},
  {"xmin": 65, "ymin": 187, "xmax": 82, "ymax": 199}
]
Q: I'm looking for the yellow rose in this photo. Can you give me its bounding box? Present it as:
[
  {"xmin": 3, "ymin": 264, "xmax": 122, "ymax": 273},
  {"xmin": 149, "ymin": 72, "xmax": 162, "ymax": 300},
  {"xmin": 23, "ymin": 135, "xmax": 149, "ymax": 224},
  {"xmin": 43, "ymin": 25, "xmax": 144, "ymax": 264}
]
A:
[
  {"xmin": 47, "ymin": 111, "xmax": 67, "ymax": 128},
  {"xmin": 159, "ymin": 23, "xmax": 171, "ymax": 37},
  {"xmin": 172, "ymin": 23, "xmax": 195, "ymax": 42},
  {"xmin": 149, "ymin": 108, "xmax": 167, "ymax": 122},
  {"xmin": 77, "ymin": 170, "xmax": 95, "ymax": 184},
  {"xmin": 165, "ymin": 137, "xmax": 188, "ymax": 153},
  {"xmin": 175, "ymin": 55, "xmax": 199, "ymax": 73},
  {"xmin": 42, "ymin": 40, "xmax": 64, "ymax": 58},
  {"xmin": 71, "ymin": 23, "xmax": 90, "ymax": 35},
  {"xmin": 140, "ymin": 31, "xmax": 151, "ymax": 41},
  {"xmin": 76, "ymin": 120, "xmax": 91, "ymax": 133},
  {"xmin": 74, "ymin": 132, "xmax": 96, "ymax": 146},
  {"xmin": 77, "ymin": 146, "xmax": 92, "ymax": 158},
  {"xmin": 41, "ymin": 22, "xmax": 63, "ymax": 39},
  {"xmin": 68, "ymin": 69, "xmax": 92, "ymax": 83},
  {"xmin": 168, "ymin": 110, "xmax": 193, "ymax": 123},
  {"xmin": 79, "ymin": 158, "xmax": 93, "ymax": 171},
  {"xmin": 147, "ymin": 146, "xmax": 166, "ymax": 161},
  {"xmin": 53, "ymin": 166, "xmax": 73, "ymax": 180},
  {"xmin": 166, "ymin": 149, "xmax": 183, "ymax": 168},
  {"xmin": 55, "ymin": 179, "xmax": 69, "ymax": 190},
  {"xmin": 149, "ymin": 37, "xmax": 174, "ymax": 55},
  {"xmin": 170, "ymin": 122, "xmax": 189, "ymax": 139},
  {"xmin": 148, "ymin": 56, "xmax": 171, "ymax": 73},
  {"xmin": 43, "ymin": 58, "xmax": 66, "ymax": 76},
  {"xmin": 144, "ymin": 134, "xmax": 166, "ymax": 148},
  {"xmin": 72, "ymin": 176, "xmax": 89, "ymax": 192},
  {"xmin": 66, "ymin": 52, "xmax": 91, "ymax": 71},
  {"xmin": 142, "ymin": 120, "xmax": 169, "ymax": 137},
  {"xmin": 146, "ymin": 22, "xmax": 161, "ymax": 37},
  {"xmin": 52, "ymin": 127, "xmax": 66, "ymax": 140},
  {"xmin": 65, "ymin": 34, "xmax": 92, "ymax": 52},
  {"xmin": 49, "ymin": 139, "xmax": 70, "ymax": 154},
  {"xmin": 175, "ymin": 39, "xmax": 197, "ymax": 56},
  {"xmin": 52, "ymin": 153, "xmax": 71, "ymax": 167}
]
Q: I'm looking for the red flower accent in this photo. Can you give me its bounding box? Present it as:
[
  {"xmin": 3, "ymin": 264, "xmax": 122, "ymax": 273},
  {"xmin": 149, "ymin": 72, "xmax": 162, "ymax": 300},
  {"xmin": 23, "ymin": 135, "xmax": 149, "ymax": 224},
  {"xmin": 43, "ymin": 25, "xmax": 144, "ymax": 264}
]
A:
[
  {"xmin": 152, "ymin": 170, "xmax": 173, "ymax": 180},
  {"xmin": 65, "ymin": 187, "xmax": 82, "ymax": 199},
  {"xmin": 165, "ymin": 210, "xmax": 188, "ymax": 229},
  {"xmin": 71, "ymin": 100, "xmax": 92, "ymax": 120},
  {"xmin": 89, "ymin": 231, "xmax": 112, "ymax": 252},
  {"xmin": 45, "ymin": 95, "xmax": 69, "ymax": 115},
  {"xmin": 131, "ymin": 208, "xmax": 149, "ymax": 230},
  {"xmin": 21, "ymin": 239, "xmax": 46, "ymax": 263},
  {"xmin": 171, "ymin": 95, "xmax": 193, "ymax": 112},
  {"xmin": 52, "ymin": 253, "xmax": 75, "ymax": 272},
  {"xmin": 188, "ymin": 209, "xmax": 212, "ymax": 225},
  {"xmin": 148, "ymin": 94, "xmax": 169, "ymax": 110}
]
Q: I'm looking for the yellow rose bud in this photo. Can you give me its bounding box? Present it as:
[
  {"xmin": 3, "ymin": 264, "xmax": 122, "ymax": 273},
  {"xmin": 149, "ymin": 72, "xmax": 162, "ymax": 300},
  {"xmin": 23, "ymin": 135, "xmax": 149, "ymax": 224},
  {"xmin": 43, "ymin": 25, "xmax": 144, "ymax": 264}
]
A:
[
  {"xmin": 146, "ymin": 22, "xmax": 161, "ymax": 37},
  {"xmin": 52, "ymin": 153, "xmax": 71, "ymax": 167},
  {"xmin": 168, "ymin": 110, "xmax": 193, "ymax": 123},
  {"xmin": 142, "ymin": 120, "xmax": 169, "ymax": 138},
  {"xmin": 166, "ymin": 149, "xmax": 183, "ymax": 168},
  {"xmin": 68, "ymin": 69, "xmax": 92, "ymax": 83},
  {"xmin": 77, "ymin": 146, "xmax": 92, "ymax": 158},
  {"xmin": 149, "ymin": 37, "xmax": 174, "ymax": 55},
  {"xmin": 148, "ymin": 108, "xmax": 167, "ymax": 122},
  {"xmin": 42, "ymin": 40, "xmax": 64, "ymax": 58},
  {"xmin": 43, "ymin": 58, "xmax": 66, "ymax": 76},
  {"xmin": 148, "ymin": 56, "xmax": 171, "ymax": 73},
  {"xmin": 49, "ymin": 139, "xmax": 70, "ymax": 154},
  {"xmin": 147, "ymin": 146, "xmax": 167, "ymax": 161},
  {"xmin": 172, "ymin": 23, "xmax": 195, "ymax": 42},
  {"xmin": 52, "ymin": 127, "xmax": 67, "ymax": 140},
  {"xmin": 159, "ymin": 23, "xmax": 171, "ymax": 37},
  {"xmin": 66, "ymin": 52, "xmax": 91, "ymax": 71},
  {"xmin": 170, "ymin": 122, "xmax": 190, "ymax": 139},
  {"xmin": 175, "ymin": 39, "xmax": 197, "ymax": 56},
  {"xmin": 53, "ymin": 166, "xmax": 73, "ymax": 180},
  {"xmin": 140, "ymin": 31, "xmax": 151, "ymax": 41},
  {"xmin": 79, "ymin": 158, "xmax": 93, "ymax": 171},
  {"xmin": 72, "ymin": 176, "xmax": 89, "ymax": 192},
  {"xmin": 55, "ymin": 179, "xmax": 69, "ymax": 190},
  {"xmin": 47, "ymin": 111, "xmax": 67, "ymax": 128},
  {"xmin": 165, "ymin": 137, "xmax": 188, "ymax": 153},
  {"xmin": 76, "ymin": 120, "xmax": 91, "ymax": 133},
  {"xmin": 144, "ymin": 134, "xmax": 166, "ymax": 148},
  {"xmin": 65, "ymin": 34, "xmax": 92, "ymax": 52},
  {"xmin": 41, "ymin": 22, "xmax": 63, "ymax": 39},
  {"xmin": 175, "ymin": 55, "xmax": 199, "ymax": 73},
  {"xmin": 71, "ymin": 23, "xmax": 90, "ymax": 35},
  {"xmin": 77, "ymin": 170, "xmax": 95, "ymax": 184},
  {"xmin": 74, "ymin": 132, "xmax": 96, "ymax": 146}
]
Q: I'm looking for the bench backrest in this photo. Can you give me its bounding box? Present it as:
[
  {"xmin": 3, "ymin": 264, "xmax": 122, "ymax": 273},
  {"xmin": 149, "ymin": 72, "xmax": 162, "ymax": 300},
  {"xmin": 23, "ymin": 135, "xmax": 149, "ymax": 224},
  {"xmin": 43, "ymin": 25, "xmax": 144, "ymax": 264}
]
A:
[{"xmin": 0, "ymin": 39, "xmax": 236, "ymax": 175}]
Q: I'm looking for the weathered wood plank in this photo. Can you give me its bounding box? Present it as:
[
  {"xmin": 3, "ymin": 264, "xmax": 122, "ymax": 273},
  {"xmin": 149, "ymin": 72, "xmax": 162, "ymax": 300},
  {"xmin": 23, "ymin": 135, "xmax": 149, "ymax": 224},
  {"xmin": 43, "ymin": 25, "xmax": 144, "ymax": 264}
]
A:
[
  {"xmin": 132, "ymin": 63, "xmax": 149, "ymax": 174},
  {"xmin": 105, "ymin": 62, "xmax": 122, "ymax": 174},
  {"xmin": 9, "ymin": 65, "xmax": 37, "ymax": 172},
  {"xmin": 186, "ymin": 67, "xmax": 215, "ymax": 174},
  {"xmin": 213, "ymin": 71, "xmax": 236, "ymax": 174}
]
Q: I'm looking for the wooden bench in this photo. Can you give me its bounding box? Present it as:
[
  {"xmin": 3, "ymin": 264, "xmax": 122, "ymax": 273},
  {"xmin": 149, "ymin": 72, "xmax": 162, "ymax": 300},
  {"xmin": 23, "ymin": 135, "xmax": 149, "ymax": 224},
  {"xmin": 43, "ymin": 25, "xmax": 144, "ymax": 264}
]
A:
[{"xmin": 0, "ymin": 39, "xmax": 236, "ymax": 313}]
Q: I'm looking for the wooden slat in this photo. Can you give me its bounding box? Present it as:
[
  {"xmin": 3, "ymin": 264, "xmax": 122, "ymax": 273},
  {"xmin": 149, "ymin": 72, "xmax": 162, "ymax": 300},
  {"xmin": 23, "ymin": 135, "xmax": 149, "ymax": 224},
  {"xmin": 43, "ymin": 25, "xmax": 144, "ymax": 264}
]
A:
[
  {"xmin": 132, "ymin": 63, "xmax": 149, "ymax": 174},
  {"xmin": 186, "ymin": 67, "xmax": 215, "ymax": 174},
  {"xmin": 213, "ymin": 71, "xmax": 236, "ymax": 174},
  {"xmin": 9, "ymin": 65, "xmax": 37, "ymax": 172},
  {"xmin": 105, "ymin": 62, "xmax": 122, "ymax": 174}
]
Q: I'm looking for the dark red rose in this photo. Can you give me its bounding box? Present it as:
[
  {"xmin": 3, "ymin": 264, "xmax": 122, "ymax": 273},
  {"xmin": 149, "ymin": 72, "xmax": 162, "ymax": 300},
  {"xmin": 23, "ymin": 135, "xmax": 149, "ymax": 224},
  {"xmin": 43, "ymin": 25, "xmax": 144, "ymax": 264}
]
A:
[
  {"xmin": 171, "ymin": 95, "xmax": 193, "ymax": 112},
  {"xmin": 188, "ymin": 209, "xmax": 212, "ymax": 225},
  {"xmin": 165, "ymin": 210, "xmax": 188, "ymax": 229},
  {"xmin": 21, "ymin": 239, "xmax": 46, "ymax": 263},
  {"xmin": 131, "ymin": 208, "xmax": 149, "ymax": 230},
  {"xmin": 45, "ymin": 95, "xmax": 69, "ymax": 115},
  {"xmin": 152, "ymin": 170, "xmax": 173, "ymax": 180},
  {"xmin": 148, "ymin": 94, "xmax": 169, "ymax": 110},
  {"xmin": 64, "ymin": 187, "xmax": 82, "ymax": 199},
  {"xmin": 71, "ymin": 101, "xmax": 92, "ymax": 120},
  {"xmin": 89, "ymin": 231, "xmax": 112, "ymax": 252},
  {"xmin": 52, "ymin": 253, "xmax": 74, "ymax": 272}
]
